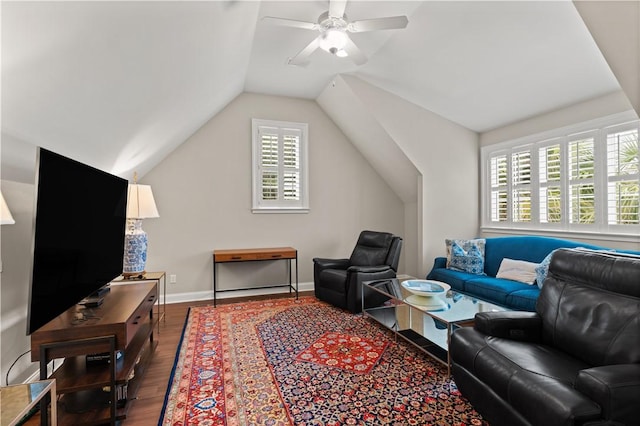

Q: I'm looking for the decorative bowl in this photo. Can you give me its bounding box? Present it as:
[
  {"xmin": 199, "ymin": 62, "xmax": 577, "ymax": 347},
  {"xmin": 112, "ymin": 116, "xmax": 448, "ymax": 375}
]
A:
[{"xmin": 401, "ymin": 280, "xmax": 451, "ymax": 297}]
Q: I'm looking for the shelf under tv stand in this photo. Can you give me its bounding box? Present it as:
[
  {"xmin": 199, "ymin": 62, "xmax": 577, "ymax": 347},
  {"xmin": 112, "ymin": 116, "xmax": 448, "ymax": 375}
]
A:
[{"xmin": 30, "ymin": 282, "xmax": 158, "ymax": 426}]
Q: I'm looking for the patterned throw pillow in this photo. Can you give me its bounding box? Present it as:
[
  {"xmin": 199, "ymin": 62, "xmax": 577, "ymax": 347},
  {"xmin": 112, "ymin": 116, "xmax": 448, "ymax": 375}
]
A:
[
  {"xmin": 445, "ymin": 238, "xmax": 486, "ymax": 268},
  {"xmin": 448, "ymin": 240, "xmax": 486, "ymax": 275},
  {"xmin": 536, "ymin": 247, "xmax": 616, "ymax": 288},
  {"xmin": 534, "ymin": 251, "xmax": 555, "ymax": 289}
]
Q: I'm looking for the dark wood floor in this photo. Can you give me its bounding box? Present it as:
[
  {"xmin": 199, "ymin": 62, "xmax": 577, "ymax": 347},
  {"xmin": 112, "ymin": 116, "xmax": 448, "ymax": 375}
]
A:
[
  {"xmin": 26, "ymin": 291, "xmax": 313, "ymax": 426},
  {"xmin": 126, "ymin": 291, "xmax": 314, "ymax": 425}
]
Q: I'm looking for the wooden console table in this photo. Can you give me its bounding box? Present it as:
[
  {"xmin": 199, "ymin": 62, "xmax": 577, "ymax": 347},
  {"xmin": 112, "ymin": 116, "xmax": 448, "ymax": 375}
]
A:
[
  {"xmin": 113, "ymin": 271, "xmax": 166, "ymax": 333},
  {"xmin": 212, "ymin": 247, "xmax": 298, "ymax": 306},
  {"xmin": 30, "ymin": 282, "xmax": 158, "ymax": 425}
]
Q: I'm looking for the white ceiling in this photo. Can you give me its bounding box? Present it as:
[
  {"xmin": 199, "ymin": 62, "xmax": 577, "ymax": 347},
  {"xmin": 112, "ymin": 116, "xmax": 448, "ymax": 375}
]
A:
[{"xmin": 1, "ymin": 1, "xmax": 623, "ymax": 183}]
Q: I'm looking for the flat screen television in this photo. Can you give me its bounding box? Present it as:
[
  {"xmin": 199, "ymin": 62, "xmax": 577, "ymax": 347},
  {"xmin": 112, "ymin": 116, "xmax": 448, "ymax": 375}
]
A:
[{"xmin": 27, "ymin": 148, "xmax": 128, "ymax": 334}]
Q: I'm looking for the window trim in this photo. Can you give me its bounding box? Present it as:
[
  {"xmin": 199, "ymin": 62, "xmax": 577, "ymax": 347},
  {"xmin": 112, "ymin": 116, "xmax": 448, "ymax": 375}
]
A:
[
  {"xmin": 251, "ymin": 118, "xmax": 309, "ymax": 214},
  {"xmin": 481, "ymin": 111, "xmax": 639, "ymax": 239}
]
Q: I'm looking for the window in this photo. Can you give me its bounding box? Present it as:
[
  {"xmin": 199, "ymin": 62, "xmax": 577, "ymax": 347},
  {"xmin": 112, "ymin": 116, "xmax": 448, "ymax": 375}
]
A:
[
  {"xmin": 482, "ymin": 113, "xmax": 639, "ymax": 236},
  {"xmin": 539, "ymin": 141, "xmax": 562, "ymax": 223},
  {"xmin": 252, "ymin": 119, "xmax": 309, "ymax": 213},
  {"xmin": 511, "ymin": 150, "xmax": 532, "ymax": 223},
  {"xmin": 606, "ymin": 124, "xmax": 639, "ymax": 225}
]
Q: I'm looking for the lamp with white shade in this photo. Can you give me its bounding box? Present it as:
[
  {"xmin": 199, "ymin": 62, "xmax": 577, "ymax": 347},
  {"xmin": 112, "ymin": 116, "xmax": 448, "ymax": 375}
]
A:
[
  {"xmin": 1, "ymin": 191, "xmax": 15, "ymax": 225},
  {"xmin": 123, "ymin": 174, "xmax": 159, "ymax": 278},
  {"xmin": 1, "ymin": 191, "xmax": 15, "ymax": 273}
]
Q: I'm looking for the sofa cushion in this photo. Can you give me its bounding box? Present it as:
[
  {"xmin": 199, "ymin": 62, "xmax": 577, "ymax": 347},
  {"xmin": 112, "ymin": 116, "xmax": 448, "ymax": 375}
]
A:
[
  {"xmin": 465, "ymin": 276, "xmax": 532, "ymax": 306},
  {"xmin": 424, "ymin": 267, "xmax": 475, "ymax": 292},
  {"xmin": 451, "ymin": 327, "xmax": 601, "ymax": 425},
  {"xmin": 538, "ymin": 249, "xmax": 640, "ymax": 366},
  {"xmin": 505, "ymin": 288, "xmax": 539, "ymax": 311}
]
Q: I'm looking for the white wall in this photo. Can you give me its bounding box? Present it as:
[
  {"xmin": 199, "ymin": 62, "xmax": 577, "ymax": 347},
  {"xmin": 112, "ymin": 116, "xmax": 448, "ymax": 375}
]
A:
[
  {"xmin": 316, "ymin": 76, "xmax": 420, "ymax": 278},
  {"xmin": 574, "ymin": 1, "xmax": 640, "ymax": 115},
  {"xmin": 0, "ymin": 180, "xmax": 38, "ymax": 384},
  {"xmin": 142, "ymin": 93, "xmax": 405, "ymax": 300},
  {"xmin": 480, "ymin": 90, "xmax": 635, "ymax": 146},
  {"xmin": 334, "ymin": 76, "xmax": 480, "ymax": 277}
]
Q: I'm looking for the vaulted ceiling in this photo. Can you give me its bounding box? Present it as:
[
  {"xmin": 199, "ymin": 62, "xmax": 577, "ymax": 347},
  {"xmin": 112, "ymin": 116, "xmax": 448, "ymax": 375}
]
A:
[{"xmin": 1, "ymin": 1, "xmax": 631, "ymax": 184}]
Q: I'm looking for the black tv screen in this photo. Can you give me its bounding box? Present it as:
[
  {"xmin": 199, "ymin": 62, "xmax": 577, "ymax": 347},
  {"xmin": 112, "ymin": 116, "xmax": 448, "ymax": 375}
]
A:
[{"xmin": 27, "ymin": 148, "xmax": 127, "ymax": 334}]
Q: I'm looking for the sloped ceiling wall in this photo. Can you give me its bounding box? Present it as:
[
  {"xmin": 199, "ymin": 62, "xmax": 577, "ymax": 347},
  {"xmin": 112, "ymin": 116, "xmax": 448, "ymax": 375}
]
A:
[
  {"xmin": 1, "ymin": 1, "xmax": 261, "ymax": 182},
  {"xmin": 574, "ymin": 1, "xmax": 640, "ymax": 116},
  {"xmin": 318, "ymin": 75, "xmax": 479, "ymax": 275},
  {"xmin": 316, "ymin": 78, "xmax": 419, "ymax": 204}
]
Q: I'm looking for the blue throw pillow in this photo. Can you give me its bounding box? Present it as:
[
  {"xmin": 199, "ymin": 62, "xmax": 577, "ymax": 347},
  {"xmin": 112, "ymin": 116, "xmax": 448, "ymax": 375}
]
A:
[
  {"xmin": 535, "ymin": 247, "xmax": 614, "ymax": 288},
  {"xmin": 449, "ymin": 241, "xmax": 485, "ymax": 275},
  {"xmin": 535, "ymin": 250, "xmax": 556, "ymax": 289}
]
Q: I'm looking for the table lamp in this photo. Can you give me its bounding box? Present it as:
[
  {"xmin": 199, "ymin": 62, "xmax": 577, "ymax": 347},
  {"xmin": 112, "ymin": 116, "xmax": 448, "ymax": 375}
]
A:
[
  {"xmin": 1, "ymin": 191, "xmax": 16, "ymax": 225},
  {"xmin": 123, "ymin": 174, "xmax": 159, "ymax": 278}
]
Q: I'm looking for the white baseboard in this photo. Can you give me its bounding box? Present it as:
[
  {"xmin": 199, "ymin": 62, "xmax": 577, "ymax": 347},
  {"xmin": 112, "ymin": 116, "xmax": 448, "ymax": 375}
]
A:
[
  {"xmin": 162, "ymin": 281, "xmax": 314, "ymax": 305},
  {"xmin": 23, "ymin": 359, "xmax": 62, "ymax": 384}
]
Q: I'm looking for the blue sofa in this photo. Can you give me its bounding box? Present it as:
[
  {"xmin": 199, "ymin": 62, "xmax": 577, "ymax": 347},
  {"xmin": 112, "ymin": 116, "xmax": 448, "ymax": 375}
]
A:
[{"xmin": 426, "ymin": 236, "xmax": 640, "ymax": 311}]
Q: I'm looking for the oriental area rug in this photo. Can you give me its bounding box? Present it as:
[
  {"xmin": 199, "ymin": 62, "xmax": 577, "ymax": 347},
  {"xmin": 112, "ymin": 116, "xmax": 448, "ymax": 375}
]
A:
[{"xmin": 159, "ymin": 296, "xmax": 487, "ymax": 425}]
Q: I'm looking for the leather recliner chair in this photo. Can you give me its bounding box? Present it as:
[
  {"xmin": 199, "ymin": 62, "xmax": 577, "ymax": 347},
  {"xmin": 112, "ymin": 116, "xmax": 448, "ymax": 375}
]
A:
[
  {"xmin": 450, "ymin": 249, "xmax": 640, "ymax": 426},
  {"xmin": 313, "ymin": 230, "xmax": 402, "ymax": 313}
]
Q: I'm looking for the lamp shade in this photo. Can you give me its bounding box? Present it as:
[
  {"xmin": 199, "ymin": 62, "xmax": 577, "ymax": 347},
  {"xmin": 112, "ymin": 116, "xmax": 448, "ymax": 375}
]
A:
[
  {"xmin": 126, "ymin": 184, "xmax": 159, "ymax": 219},
  {"xmin": 0, "ymin": 191, "xmax": 15, "ymax": 225}
]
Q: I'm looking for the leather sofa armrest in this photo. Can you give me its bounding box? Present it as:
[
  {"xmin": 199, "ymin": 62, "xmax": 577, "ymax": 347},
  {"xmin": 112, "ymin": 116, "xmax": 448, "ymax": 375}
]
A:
[
  {"xmin": 474, "ymin": 311, "xmax": 542, "ymax": 342},
  {"xmin": 313, "ymin": 258, "xmax": 350, "ymax": 270},
  {"xmin": 347, "ymin": 265, "xmax": 393, "ymax": 273},
  {"xmin": 576, "ymin": 364, "xmax": 640, "ymax": 425},
  {"xmin": 346, "ymin": 268, "xmax": 397, "ymax": 313}
]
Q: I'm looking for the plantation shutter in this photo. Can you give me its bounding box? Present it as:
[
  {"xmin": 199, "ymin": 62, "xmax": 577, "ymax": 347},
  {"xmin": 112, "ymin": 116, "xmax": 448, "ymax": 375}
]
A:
[
  {"xmin": 511, "ymin": 150, "xmax": 532, "ymax": 222},
  {"xmin": 252, "ymin": 119, "xmax": 309, "ymax": 212},
  {"xmin": 259, "ymin": 128, "xmax": 279, "ymax": 201},
  {"xmin": 606, "ymin": 126, "xmax": 639, "ymax": 225},
  {"xmin": 539, "ymin": 142, "xmax": 562, "ymax": 223},
  {"xmin": 490, "ymin": 154, "xmax": 508, "ymax": 222},
  {"xmin": 282, "ymin": 130, "xmax": 301, "ymax": 201},
  {"xmin": 568, "ymin": 134, "xmax": 595, "ymax": 224}
]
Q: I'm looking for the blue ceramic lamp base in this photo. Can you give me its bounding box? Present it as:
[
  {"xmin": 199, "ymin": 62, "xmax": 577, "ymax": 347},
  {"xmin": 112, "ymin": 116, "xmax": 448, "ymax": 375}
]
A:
[{"xmin": 123, "ymin": 218, "xmax": 148, "ymax": 277}]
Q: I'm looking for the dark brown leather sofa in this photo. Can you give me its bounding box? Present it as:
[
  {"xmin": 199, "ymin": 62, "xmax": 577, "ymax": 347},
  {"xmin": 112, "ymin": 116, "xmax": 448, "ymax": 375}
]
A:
[{"xmin": 450, "ymin": 248, "xmax": 640, "ymax": 426}]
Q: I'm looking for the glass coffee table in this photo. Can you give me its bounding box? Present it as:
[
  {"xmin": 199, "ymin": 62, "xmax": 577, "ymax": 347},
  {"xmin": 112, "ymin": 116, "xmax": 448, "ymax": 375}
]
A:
[{"xmin": 362, "ymin": 278, "xmax": 507, "ymax": 375}]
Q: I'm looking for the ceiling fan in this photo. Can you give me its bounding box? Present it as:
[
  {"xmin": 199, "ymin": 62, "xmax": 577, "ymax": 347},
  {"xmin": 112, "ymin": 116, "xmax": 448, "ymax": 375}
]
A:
[{"xmin": 262, "ymin": 0, "xmax": 409, "ymax": 67}]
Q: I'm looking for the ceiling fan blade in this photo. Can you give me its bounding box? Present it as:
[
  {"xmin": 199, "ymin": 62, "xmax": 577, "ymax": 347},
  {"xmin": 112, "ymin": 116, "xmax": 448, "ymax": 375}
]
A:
[
  {"xmin": 329, "ymin": 0, "xmax": 347, "ymax": 18},
  {"xmin": 261, "ymin": 16, "xmax": 318, "ymax": 31},
  {"xmin": 348, "ymin": 16, "xmax": 409, "ymax": 33},
  {"xmin": 288, "ymin": 36, "xmax": 321, "ymax": 67},
  {"xmin": 343, "ymin": 37, "xmax": 367, "ymax": 65}
]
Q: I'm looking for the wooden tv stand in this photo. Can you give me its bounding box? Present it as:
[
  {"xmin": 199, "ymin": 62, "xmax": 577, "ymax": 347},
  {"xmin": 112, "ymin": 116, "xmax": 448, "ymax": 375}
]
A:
[{"xmin": 30, "ymin": 282, "xmax": 158, "ymax": 425}]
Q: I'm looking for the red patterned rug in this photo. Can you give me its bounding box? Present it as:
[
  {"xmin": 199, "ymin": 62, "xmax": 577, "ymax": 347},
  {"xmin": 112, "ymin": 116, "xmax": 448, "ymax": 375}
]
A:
[{"xmin": 159, "ymin": 296, "xmax": 487, "ymax": 425}]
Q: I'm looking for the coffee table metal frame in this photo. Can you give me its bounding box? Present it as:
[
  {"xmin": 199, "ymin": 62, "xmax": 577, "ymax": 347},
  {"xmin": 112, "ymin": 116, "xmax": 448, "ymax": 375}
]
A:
[{"xmin": 362, "ymin": 278, "xmax": 507, "ymax": 375}]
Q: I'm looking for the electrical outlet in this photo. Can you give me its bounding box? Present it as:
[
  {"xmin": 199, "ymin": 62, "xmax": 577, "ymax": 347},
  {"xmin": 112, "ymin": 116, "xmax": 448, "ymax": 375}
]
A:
[{"xmin": 170, "ymin": 274, "xmax": 177, "ymax": 284}]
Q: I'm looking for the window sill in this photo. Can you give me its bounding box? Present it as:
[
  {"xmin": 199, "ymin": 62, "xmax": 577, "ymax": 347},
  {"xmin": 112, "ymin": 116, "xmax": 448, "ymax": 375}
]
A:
[
  {"xmin": 252, "ymin": 208, "xmax": 310, "ymax": 214},
  {"xmin": 480, "ymin": 226, "xmax": 640, "ymax": 244}
]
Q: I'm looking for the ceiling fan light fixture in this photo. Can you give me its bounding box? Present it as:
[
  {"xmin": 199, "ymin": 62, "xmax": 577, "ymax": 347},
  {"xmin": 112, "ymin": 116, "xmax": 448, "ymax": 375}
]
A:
[
  {"xmin": 319, "ymin": 28, "xmax": 348, "ymax": 53},
  {"xmin": 336, "ymin": 49, "xmax": 348, "ymax": 58}
]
